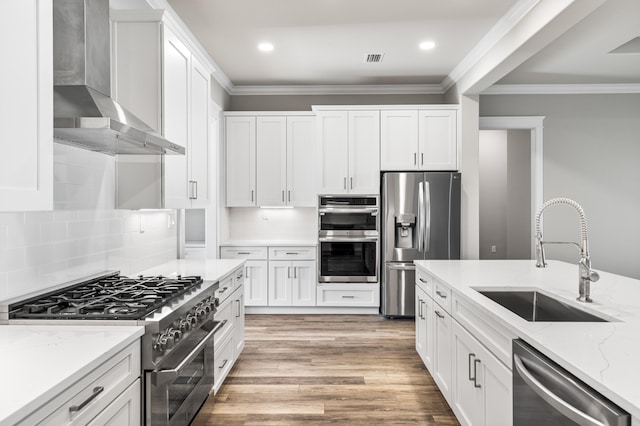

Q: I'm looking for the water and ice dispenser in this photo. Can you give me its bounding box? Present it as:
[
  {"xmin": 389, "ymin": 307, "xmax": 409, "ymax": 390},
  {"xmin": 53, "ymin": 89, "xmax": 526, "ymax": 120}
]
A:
[{"xmin": 395, "ymin": 214, "xmax": 416, "ymax": 248}]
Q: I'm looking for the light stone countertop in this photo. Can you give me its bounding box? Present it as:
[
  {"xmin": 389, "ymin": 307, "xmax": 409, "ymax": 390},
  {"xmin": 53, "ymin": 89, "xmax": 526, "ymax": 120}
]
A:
[
  {"xmin": 135, "ymin": 258, "xmax": 245, "ymax": 281},
  {"xmin": 414, "ymin": 259, "xmax": 640, "ymax": 419},
  {"xmin": 0, "ymin": 325, "xmax": 144, "ymax": 426}
]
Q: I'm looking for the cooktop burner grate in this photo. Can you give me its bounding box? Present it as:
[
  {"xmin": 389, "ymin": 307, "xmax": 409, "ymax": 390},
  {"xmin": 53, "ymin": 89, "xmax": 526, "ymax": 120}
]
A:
[{"xmin": 9, "ymin": 273, "xmax": 204, "ymax": 320}]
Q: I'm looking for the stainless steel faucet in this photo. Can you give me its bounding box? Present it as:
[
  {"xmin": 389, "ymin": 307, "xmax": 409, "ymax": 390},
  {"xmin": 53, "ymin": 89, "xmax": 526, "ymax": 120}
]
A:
[{"xmin": 535, "ymin": 198, "xmax": 599, "ymax": 302}]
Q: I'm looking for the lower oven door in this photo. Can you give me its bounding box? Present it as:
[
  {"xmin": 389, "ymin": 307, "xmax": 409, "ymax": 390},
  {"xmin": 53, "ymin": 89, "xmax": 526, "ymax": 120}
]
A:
[
  {"xmin": 146, "ymin": 320, "xmax": 225, "ymax": 426},
  {"xmin": 319, "ymin": 237, "xmax": 378, "ymax": 283}
]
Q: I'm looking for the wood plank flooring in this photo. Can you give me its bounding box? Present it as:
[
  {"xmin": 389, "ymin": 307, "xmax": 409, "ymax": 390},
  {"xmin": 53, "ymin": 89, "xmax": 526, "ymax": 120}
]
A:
[{"xmin": 193, "ymin": 314, "xmax": 459, "ymax": 425}]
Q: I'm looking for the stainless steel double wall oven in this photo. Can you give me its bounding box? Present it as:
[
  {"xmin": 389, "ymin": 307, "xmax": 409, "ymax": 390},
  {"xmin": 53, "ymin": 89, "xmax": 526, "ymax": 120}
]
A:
[{"xmin": 318, "ymin": 195, "xmax": 379, "ymax": 283}]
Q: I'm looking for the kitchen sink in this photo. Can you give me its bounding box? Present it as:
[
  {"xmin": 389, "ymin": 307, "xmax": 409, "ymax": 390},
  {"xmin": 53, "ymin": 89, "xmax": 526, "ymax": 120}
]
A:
[{"xmin": 476, "ymin": 289, "xmax": 609, "ymax": 322}]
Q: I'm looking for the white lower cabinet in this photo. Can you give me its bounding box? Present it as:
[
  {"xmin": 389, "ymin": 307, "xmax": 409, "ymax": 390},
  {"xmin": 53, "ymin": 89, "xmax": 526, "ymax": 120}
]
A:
[
  {"xmin": 416, "ymin": 267, "xmax": 512, "ymax": 426},
  {"xmin": 452, "ymin": 321, "xmax": 512, "ymax": 426},
  {"xmin": 316, "ymin": 283, "xmax": 380, "ymax": 307},
  {"xmin": 244, "ymin": 260, "xmax": 269, "ymax": 306},
  {"xmin": 268, "ymin": 260, "xmax": 316, "ymax": 306},
  {"xmin": 22, "ymin": 341, "xmax": 141, "ymax": 426},
  {"xmin": 212, "ymin": 265, "xmax": 245, "ymax": 394}
]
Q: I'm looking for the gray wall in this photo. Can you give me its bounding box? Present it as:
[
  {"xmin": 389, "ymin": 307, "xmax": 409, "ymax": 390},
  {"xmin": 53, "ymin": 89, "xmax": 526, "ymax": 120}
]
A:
[
  {"xmin": 229, "ymin": 93, "xmax": 444, "ymax": 111},
  {"xmin": 479, "ymin": 129, "xmax": 531, "ymax": 260},
  {"xmin": 211, "ymin": 77, "xmax": 231, "ymax": 110},
  {"xmin": 480, "ymin": 94, "xmax": 640, "ymax": 278}
]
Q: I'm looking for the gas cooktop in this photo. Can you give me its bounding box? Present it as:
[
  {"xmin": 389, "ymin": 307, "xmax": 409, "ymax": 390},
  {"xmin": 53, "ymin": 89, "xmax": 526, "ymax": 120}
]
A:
[{"xmin": 8, "ymin": 272, "xmax": 204, "ymax": 320}]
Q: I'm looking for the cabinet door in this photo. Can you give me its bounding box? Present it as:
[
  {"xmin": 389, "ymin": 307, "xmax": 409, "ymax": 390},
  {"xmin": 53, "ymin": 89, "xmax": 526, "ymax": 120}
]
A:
[
  {"xmin": 87, "ymin": 379, "xmax": 141, "ymax": 426},
  {"xmin": 423, "ymin": 295, "xmax": 435, "ymax": 371},
  {"xmin": 233, "ymin": 286, "xmax": 245, "ymax": 355},
  {"xmin": 433, "ymin": 305, "xmax": 453, "ymax": 399},
  {"xmin": 268, "ymin": 261, "xmax": 293, "ymax": 306},
  {"xmin": 415, "ymin": 286, "xmax": 428, "ymax": 365},
  {"xmin": 348, "ymin": 111, "xmax": 380, "ymax": 194},
  {"xmin": 0, "ymin": 0, "xmax": 53, "ymax": 211},
  {"xmin": 226, "ymin": 116, "xmax": 256, "ymax": 206},
  {"xmin": 244, "ymin": 260, "xmax": 268, "ymax": 306},
  {"xmin": 480, "ymin": 342, "xmax": 512, "ymax": 426},
  {"xmin": 380, "ymin": 110, "xmax": 418, "ymax": 171},
  {"xmin": 291, "ymin": 260, "xmax": 316, "ymax": 306},
  {"xmin": 418, "ymin": 110, "xmax": 458, "ymax": 170},
  {"xmin": 452, "ymin": 321, "xmax": 484, "ymax": 426},
  {"xmin": 256, "ymin": 116, "xmax": 287, "ymax": 206},
  {"xmin": 189, "ymin": 58, "xmax": 210, "ymax": 207},
  {"xmin": 287, "ymin": 116, "xmax": 316, "ymax": 206},
  {"xmin": 162, "ymin": 26, "xmax": 190, "ymax": 208},
  {"xmin": 317, "ymin": 111, "xmax": 348, "ymax": 194}
]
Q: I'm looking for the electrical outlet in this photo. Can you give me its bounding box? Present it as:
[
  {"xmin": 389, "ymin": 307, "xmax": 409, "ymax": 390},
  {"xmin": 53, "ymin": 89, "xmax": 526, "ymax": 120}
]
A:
[{"xmin": 491, "ymin": 245, "xmax": 497, "ymax": 253}]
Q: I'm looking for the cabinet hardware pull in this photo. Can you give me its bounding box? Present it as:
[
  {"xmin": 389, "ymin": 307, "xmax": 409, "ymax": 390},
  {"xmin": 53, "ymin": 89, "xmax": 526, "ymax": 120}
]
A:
[
  {"xmin": 421, "ymin": 153, "xmax": 424, "ymax": 166},
  {"xmin": 473, "ymin": 359, "xmax": 482, "ymax": 388},
  {"xmin": 194, "ymin": 181, "xmax": 198, "ymax": 199},
  {"xmin": 436, "ymin": 290, "xmax": 447, "ymax": 299},
  {"xmin": 69, "ymin": 386, "xmax": 104, "ymax": 412},
  {"xmin": 285, "ymin": 252, "xmax": 298, "ymax": 255},
  {"xmin": 468, "ymin": 353, "xmax": 476, "ymax": 381},
  {"xmin": 238, "ymin": 252, "xmax": 251, "ymax": 255},
  {"xmin": 344, "ymin": 177, "xmax": 347, "ymax": 189},
  {"xmin": 418, "ymin": 299, "xmax": 423, "ymax": 318},
  {"xmin": 350, "ymin": 177, "xmax": 353, "ymax": 189},
  {"xmin": 419, "ymin": 278, "xmax": 428, "ymax": 284},
  {"xmin": 414, "ymin": 153, "xmax": 417, "ymax": 165},
  {"xmin": 219, "ymin": 359, "xmax": 229, "ymax": 369},
  {"xmin": 219, "ymin": 287, "xmax": 228, "ymax": 294},
  {"xmin": 293, "ymin": 267, "xmax": 297, "ymax": 278},
  {"xmin": 245, "ymin": 267, "xmax": 250, "ymax": 279},
  {"xmin": 435, "ymin": 310, "xmax": 445, "ymax": 319},
  {"xmin": 282, "ymin": 190, "xmax": 285, "ymax": 202},
  {"xmin": 236, "ymin": 300, "xmax": 241, "ymax": 317},
  {"xmin": 251, "ymin": 190, "xmax": 254, "ymax": 202},
  {"xmin": 341, "ymin": 295, "xmax": 355, "ymax": 299},
  {"xmin": 288, "ymin": 190, "xmax": 291, "ymax": 202}
]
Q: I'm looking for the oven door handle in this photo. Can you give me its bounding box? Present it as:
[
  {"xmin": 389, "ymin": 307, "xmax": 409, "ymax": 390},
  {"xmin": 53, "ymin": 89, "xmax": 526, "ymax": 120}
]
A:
[
  {"xmin": 318, "ymin": 207, "xmax": 378, "ymax": 214},
  {"xmin": 319, "ymin": 236, "xmax": 379, "ymax": 242},
  {"xmin": 151, "ymin": 320, "xmax": 227, "ymax": 387}
]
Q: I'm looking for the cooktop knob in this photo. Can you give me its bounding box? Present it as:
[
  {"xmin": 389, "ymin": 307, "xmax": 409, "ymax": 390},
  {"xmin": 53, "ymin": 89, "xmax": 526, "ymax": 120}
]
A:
[{"xmin": 179, "ymin": 319, "xmax": 191, "ymax": 332}]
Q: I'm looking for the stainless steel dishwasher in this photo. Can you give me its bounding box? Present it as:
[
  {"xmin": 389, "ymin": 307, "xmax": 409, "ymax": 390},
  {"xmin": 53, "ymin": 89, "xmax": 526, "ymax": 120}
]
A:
[{"xmin": 513, "ymin": 339, "xmax": 630, "ymax": 426}]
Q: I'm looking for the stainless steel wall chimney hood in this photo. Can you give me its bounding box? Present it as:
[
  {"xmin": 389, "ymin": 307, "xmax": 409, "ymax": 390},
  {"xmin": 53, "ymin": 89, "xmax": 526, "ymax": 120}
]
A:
[{"xmin": 53, "ymin": 0, "xmax": 184, "ymax": 155}]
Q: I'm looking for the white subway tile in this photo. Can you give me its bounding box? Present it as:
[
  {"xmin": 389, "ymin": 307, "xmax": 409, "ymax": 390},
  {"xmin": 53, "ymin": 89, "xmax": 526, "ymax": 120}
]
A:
[
  {"xmin": 0, "ymin": 224, "xmax": 7, "ymax": 249},
  {"xmin": 41, "ymin": 222, "xmax": 68, "ymax": 243},
  {"xmin": 0, "ymin": 248, "xmax": 26, "ymax": 272},
  {"xmin": 0, "ymin": 272, "xmax": 7, "ymax": 299},
  {"xmin": 54, "ymin": 210, "xmax": 79, "ymax": 222},
  {"xmin": 7, "ymin": 223, "xmax": 41, "ymax": 247},
  {"xmin": 6, "ymin": 267, "xmax": 40, "ymax": 297},
  {"xmin": 0, "ymin": 212, "xmax": 25, "ymax": 225},
  {"xmin": 25, "ymin": 211, "xmax": 55, "ymax": 224},
  {"xmin": 24, "ymin": 244, "xmax": 54, "ymax": 267}
]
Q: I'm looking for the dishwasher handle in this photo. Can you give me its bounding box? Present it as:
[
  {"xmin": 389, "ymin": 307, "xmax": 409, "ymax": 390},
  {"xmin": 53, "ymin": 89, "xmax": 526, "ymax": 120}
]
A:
[{"xmin": 514, "ymin": 354, "xmax": 605, "ymax": 426}]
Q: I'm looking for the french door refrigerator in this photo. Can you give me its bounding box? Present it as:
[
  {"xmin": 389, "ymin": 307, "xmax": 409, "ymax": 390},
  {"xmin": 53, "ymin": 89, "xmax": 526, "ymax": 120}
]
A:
[{"xmin": 380, "ymin": 172, "xmax": 461, "ymax": 317}]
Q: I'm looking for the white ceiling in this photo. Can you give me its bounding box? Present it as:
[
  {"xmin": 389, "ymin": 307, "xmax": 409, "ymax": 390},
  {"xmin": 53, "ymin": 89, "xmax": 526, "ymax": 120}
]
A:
[{"xmin": 163, "ymin": 0, "xmax": 640, "ymax": 92}]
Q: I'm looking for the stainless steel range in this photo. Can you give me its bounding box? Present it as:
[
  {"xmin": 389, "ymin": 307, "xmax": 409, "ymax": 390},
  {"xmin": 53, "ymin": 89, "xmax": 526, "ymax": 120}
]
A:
[{"xmin": 3, "ymin": 272, "xmax": 222, "ymax": 426}]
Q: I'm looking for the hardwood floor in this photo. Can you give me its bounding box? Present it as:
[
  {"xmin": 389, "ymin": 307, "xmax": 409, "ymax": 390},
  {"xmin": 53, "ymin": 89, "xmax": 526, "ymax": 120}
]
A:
[{"xmin": 193, "ymin": 314, "xmax": 459, "ymax": 425}]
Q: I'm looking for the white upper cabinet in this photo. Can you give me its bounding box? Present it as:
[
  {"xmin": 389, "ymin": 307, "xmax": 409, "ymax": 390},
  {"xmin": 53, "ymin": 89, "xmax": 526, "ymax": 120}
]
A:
[
  {"xmin": 226, "ymin": 113, "xmax": 316, "ymax": 207},
  {"xmin": 112, "ymin": 11, "xmax": 213, "ymax": 208},
  {"xmin": 225, "ymin": 116, "xmax": 257, "ymax": 207},
  {"xmin": 0, "ymin": 0, "xmax": 53, "ymax": 211},
  {"xmin": 381, "ymin": 108, "xmax": 458, "ymax": 171},
  {"xmin": 316, "ymin": 110, "xmax": 380, "ymax": 195}
]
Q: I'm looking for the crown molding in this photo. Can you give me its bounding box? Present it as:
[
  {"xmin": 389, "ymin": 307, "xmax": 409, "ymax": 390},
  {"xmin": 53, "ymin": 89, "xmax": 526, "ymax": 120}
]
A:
[
  {"xmin": 482, "ymin": 84, "xmax": 640, "ymax": 95},
  {"xmin": 441, "ymin": 0, "xmax": 541, "ymax": 93},
  {"xmin": 228, "ymin": 84, "xmax": 444, "ymax": 96}
]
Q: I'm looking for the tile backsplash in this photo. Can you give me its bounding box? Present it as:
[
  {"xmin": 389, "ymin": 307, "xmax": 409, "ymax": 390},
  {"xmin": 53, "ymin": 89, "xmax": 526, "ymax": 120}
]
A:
[{"xmin": 0, "ymin": 143, "xmax": 177, "ymax": 300}]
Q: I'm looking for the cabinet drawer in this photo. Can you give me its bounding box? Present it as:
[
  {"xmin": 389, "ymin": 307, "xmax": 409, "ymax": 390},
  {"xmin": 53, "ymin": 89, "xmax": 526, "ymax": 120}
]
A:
[
  {"xmin": 416, "ymin": 268, "xmax": 434, "ymax": 295},
  {"xmin": 213, "ymin": 298, "xmax": 235, "ymax": 347},
  {"xmin": 269, "ymin": 246, "xmax": 316, "ymax": 260},
  {"xmin": 220, "ymin": 246, "xmax": 268, "ymax": 259},
  {"xmin": 29, "ymin": 342, "xmax": 141, "ymax": 426},
  {"xmin": 317, "ymin": 284, "xmax": 379, "ymax": 307},
  {"xmin": 213, "ymin": 333, "xmax": 235, "ymax": 394},
  {"xmin": 433, "ymin": 280, "xmax": 452, "ymax": 312},
  {"xmin": 215, "ymin": 275, "xmax": 235, "ymax": 303}
]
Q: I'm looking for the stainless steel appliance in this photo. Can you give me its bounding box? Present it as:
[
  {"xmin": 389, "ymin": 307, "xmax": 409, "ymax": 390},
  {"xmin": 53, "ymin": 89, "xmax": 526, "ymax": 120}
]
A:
[
  {"xmin": 513, "ymin": 339, "xmax": 630, "ymax": 426},
  {"xmin": 318, "ymin": 195, "xmax": 379, "ymax": 283},
  {"xmin": 3, "ymin": 272, "xmax": 222, "ymax": 426},
  {"xmin": 381, "ymin": 172, "xmax": 460, "ymax": 317}
]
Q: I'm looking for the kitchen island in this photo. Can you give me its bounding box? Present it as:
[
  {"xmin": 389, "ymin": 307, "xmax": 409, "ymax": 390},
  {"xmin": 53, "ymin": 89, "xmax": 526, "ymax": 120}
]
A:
[{"xmin": 415, "ymin": 259, "xmax": 640, "ymax": 424}]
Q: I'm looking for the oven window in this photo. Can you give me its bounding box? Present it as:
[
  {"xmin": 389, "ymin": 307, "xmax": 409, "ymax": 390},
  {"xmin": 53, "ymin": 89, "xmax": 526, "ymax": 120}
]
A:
[
  {"xmin": 168, "ymin": 348, "xmax": 206, "ymax": 420},
  {"xmin": 320, "ymin": 212, "xmax": 377, "ymax": 231},
  {"xmin": 320, "ymin": 241, "xmax": 377, "ymax": 277}
]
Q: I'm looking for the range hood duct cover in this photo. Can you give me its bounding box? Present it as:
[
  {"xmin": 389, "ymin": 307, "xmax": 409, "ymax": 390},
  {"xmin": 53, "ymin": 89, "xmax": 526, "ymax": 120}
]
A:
[{"xmin": 53, "ymin": 0, "xmax": 184, "ymax": 155}]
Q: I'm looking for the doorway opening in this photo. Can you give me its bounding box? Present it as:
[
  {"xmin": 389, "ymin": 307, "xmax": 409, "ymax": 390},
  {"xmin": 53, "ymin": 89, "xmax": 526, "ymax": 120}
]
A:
[{"xmin": 478, "ymin": 117, "xmax": 544, "ymax": 260}]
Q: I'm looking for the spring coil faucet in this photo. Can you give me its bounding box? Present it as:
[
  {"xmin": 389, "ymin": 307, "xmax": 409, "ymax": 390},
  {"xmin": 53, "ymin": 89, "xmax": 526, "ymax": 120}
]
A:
[{"xmin": 535, "ymin": 198, "xmax": 599, "ymax": 302}]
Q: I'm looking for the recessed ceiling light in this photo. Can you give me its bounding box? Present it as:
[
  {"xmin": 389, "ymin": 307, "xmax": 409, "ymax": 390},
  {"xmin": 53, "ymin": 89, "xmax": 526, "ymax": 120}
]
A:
[
  {"xmin": 258, "ymin": 42, "xmax": 274, "ymax": 52},
  {"xmin": 419, "ymin": 41, "xmax": 436, "ymax": 50}
]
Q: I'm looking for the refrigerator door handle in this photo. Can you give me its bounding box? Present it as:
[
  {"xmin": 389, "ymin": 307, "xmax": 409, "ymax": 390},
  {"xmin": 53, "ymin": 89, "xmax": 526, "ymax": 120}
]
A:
[
  {"xmin": 417, "ymin": 181, "xmax": 424, "ymax": 252},
  {"xmin": 425, "ymin": 181, "xmax": 431, "ymax": 253}
]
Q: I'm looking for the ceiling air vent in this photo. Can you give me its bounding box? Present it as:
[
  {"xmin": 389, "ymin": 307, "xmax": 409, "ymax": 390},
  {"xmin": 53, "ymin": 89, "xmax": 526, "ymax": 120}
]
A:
[{"xmin": 364, "ymin": 53, "xmax": 384, "ymax": 63}]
